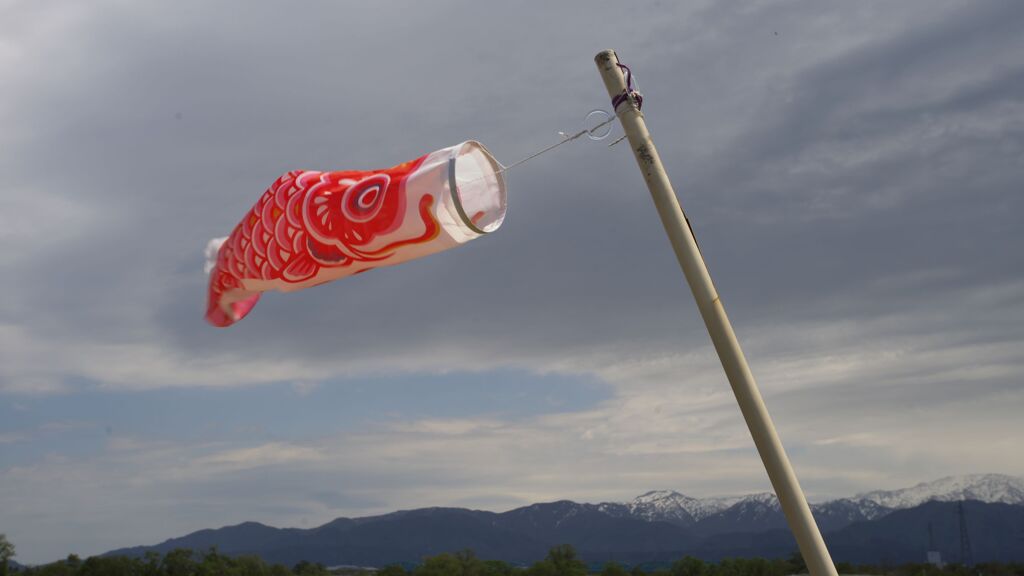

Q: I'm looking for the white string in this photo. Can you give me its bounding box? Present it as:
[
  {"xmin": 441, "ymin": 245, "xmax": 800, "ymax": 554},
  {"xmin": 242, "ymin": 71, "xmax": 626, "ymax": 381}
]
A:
[
  {"xmin": 497, "ymin": 116, "xmax": 617, "ymax": 174},
  {"xmin": 448, "ymin": 113, "xmax": 614, "ymax": 189}
]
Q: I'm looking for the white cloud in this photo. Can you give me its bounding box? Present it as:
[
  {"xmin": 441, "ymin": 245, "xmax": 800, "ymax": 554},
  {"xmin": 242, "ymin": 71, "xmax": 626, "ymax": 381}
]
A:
[
  {"xmin": 0, "ymin": 432, "xmax": 26, "ymax": 444},
  {"xmin": 191, "ymin": 442, "xmax": 326, "ymax": 472}
]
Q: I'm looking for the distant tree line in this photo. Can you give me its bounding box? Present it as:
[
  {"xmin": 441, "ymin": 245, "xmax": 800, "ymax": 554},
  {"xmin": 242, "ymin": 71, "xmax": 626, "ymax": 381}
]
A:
[
  {"xmin": 6, "ymin": 540, "xmax": 1024, "ymax": 576},
  {"xmin": 8, "ymin": 547, "xmax": 329, "ymax": 576},
  {"xmin": 377, "ymin": 547, "xmax": 1024, "ymax": 576}
]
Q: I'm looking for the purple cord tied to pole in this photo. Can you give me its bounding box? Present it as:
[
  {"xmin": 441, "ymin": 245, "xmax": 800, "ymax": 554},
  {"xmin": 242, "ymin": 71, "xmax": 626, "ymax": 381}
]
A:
[{"xmin": 611, "ymin": 63, "xmax": 643, "ymax": 111}]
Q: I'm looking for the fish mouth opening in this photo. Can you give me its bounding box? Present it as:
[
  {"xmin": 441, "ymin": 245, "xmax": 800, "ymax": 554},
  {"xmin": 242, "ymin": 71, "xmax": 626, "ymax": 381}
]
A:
[{"xmin": 449, "ymin": 141, "xmax": 507, "ymax": 234}]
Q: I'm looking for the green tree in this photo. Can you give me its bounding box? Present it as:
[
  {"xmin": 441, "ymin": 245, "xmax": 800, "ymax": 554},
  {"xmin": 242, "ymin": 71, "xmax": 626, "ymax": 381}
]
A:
[
  {"xmin": 525, "ymin": 561, "xmax": 558, "ymax": 576},
  {"xmin": 0, "ymin": 534, "xmax": 14, "ymax": 576},
  {"xmin": 670, "ymin": 556, "xmax": 707, "ymax": 576},
  {"xmin": 197, "ymin": 547, "xmax": 232, "ymax": 576},
  {"xmin": 163, "ymin": 548, "xmax": 199, "ymax": 576},
  {"xmin": 455, "ymin": 550, "xmax": 485, "ymax": 576},
  {"xmin": 269, "ymin": 563, "xmax": 294, "ymax": 576},
  {"xmin": 415, "ymin": 553, "xmax": 464, "ymax": 576},
  {"xmin": 786, "ymin": 552, "xmax": 808, "ymax": 575},
  {"xmin": 378, "ymin": 565, "xmax": 410, "ymax": 576},
  {"xmin": 27, "ymin": 557, "xmax": 87, "ymax": 576},
  {"xmin": 27, "ymin": 554, "xmax": 83, "ymax": 576},
  {"xmin": 141, "ymin": 551, "xmax": 163, "ymax": 576},
  {"xmin": 78, "ymin": 555, "xmax": 142, "ymax": 576},
  {"xmin": 601, "ymin": 561, "xmax": 630, "ymax": 576},
  {"xmin": 543, "ymin": 545, "xmax": 587, "ymax": 576},
  {"xmin": 294, "ymin": 557, "xmax": 329, "ymax": 569},
  {"xmin": 481, "ymin": 559, "xmax": 516, "ymax": 576},
  {"xmin": 293, "ymin": 559, "xmax": 330, "ymax": 575},
  {"xmin": 233, "ymin": 555, "xmax": 273, "ymax": 576}
]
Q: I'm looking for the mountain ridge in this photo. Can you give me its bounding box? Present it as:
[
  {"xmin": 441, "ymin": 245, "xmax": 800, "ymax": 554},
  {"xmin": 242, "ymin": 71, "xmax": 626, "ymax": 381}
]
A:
[
  {"xmin": 855, "ymin": 473, "xmax": 1024, "ymax": 509},
  {"xmin": 611, "ymin": 473, "xmax": 1024, "ymax": 528},
  {"xmin": 103, "ymin": 474, "xmax": 1024, "ymax": 566}
]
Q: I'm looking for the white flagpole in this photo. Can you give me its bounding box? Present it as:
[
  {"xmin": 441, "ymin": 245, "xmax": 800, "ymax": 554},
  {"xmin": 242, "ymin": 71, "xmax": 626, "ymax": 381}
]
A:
[{"xmin": 595, "ymin": 49, "xmax": 838, "ymax": 576}]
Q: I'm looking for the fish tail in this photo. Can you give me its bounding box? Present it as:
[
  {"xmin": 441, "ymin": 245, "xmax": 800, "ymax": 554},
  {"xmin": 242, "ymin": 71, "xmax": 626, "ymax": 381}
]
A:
[
  {"xmin": 205, "ymin": 271, "xmax": 261, "ymax": 328},
  {"xmin": 204, "ymin": 237, "xmax": 260, "ymax": 328}
]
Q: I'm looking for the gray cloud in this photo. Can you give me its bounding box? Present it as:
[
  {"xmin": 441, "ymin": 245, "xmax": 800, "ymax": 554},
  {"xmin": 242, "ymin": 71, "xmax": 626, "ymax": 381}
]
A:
[{"xmin": 2, "ymin": 0, "xmax": 1024, "ymax": 564}]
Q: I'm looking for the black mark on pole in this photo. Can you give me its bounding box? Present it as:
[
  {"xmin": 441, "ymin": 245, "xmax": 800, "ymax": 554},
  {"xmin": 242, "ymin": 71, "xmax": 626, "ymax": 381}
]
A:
[{"xmin": 636, "ymin": 144, "xmax": 655, "ymax": 167}]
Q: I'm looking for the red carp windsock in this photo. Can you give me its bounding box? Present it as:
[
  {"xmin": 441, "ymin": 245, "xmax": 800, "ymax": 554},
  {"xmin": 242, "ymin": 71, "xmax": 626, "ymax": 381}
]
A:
[{"xmin": 205, "ymin": 141, "xmax": 507, "ymax": 327}]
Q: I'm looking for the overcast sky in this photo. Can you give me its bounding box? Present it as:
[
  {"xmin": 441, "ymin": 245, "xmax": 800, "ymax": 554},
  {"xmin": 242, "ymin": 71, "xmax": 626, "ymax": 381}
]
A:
[{"xmin": 3, "ymin": 0, "xmax": 1024, "ymax": 564}]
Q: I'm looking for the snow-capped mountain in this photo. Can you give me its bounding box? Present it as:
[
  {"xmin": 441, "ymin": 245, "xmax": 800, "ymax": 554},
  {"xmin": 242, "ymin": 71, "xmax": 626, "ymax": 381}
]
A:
[
  {"xmin": 628, "ymin": 490, "xmax": 699, "ymax": 524},
  {"xmin": 620, "ymin": 490, "xmax": 743, "ymax": 525},
  {"xmin": 610, "ymin": 474, "xmax": 1021, "ymax": 530},
  {"xmin": 712, "ymin": 492, "xmax": 780, "ymax": 524},
  {"xmin": 695, "ymin": 492, "xmax": 785, "ymax": 535},
  {"xmin": 855, "ymin": 473, "xmax": 1024, "ymax": 509},
  {"xmin": 809, "ymin": 498, "xmax": 892, "ymax": 531}
]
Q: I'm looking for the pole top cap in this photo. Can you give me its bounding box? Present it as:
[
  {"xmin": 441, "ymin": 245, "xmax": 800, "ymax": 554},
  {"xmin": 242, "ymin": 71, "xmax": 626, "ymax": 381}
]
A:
[{"xmin": 595, "ymin": 49, "xmax": 618, "ymax": 65}]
